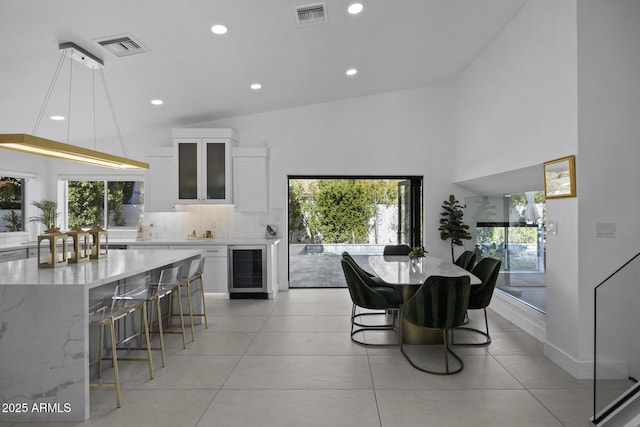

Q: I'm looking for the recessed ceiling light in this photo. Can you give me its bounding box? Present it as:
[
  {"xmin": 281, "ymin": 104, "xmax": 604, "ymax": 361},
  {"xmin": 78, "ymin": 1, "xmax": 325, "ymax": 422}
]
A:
[
  {"xmin": 347, "ymin": 3, "xmax": 364, "ymax": 14},
  {"xmin": 50, "ymin": 115, "xmax": 65, "ymax": 121},
  {"xmin": 250, "ymin": 83, "xmax": 262, "ymax": 90},
  {"xmin": 346, "ymin": 68, "xmax": 358, "ymax": 76},
  {"xmin": 150, "ymin": 99, "xmax": 164, "ymax": 105},
  {"xmin": 211, "ymin": 24, "xmax": 228, "ymax": 35}
]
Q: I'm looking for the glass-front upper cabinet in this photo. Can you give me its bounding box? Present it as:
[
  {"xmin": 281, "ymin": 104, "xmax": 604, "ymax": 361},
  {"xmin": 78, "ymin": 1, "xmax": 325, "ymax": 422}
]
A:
[{"xmin": 173, "ymin": 128, "xmax": 238, "ymax": 204}]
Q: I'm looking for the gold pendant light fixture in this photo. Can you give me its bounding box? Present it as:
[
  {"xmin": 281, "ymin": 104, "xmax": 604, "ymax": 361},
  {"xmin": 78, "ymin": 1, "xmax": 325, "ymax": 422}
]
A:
[{"xmin": 0, "ymin": 42, "xmax": 148, "ymax": 170}]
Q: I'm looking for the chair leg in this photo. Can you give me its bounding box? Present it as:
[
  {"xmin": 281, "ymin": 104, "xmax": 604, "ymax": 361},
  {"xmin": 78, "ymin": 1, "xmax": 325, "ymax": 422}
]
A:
[
  {"xmin": 108, "ymin": 318, "xmax": 121, "ymax": 408},
  {"xmin": 140, "ymin": 303, "xmax": 154, "ymax": 380},
  {"xmin": 175, "ymin": 287, "xmax": 187, "ymax": 348},
  {"xmin": 169, "ymin": 280, "xmax": 197, "ymax": 341},
  {"xmin": 442, "ymin": 330, "xmax": 449, "ymax": 373},
  {"xmin": 451, "ymin": 307, "xmax": 491, "ymax": 346},
  {"xmin": 98, "ymin": 323, "xmax": 105, "ymax": 378},
  {"xmin": 198, "ymin": 276, "xmax": 209, "ymax": 329},
  {"xmin": 350, "ymin": 304, "xmax": 399, "ymax": 347},
  {"xmin": 185, "ymin": 282, "xmax": 196, "ymax": 342},
  {"xmin": 400, "ymin": 324, "xmax": 464, "ymax": 375},
  {"xmin": 155, "ymin": 297, "xmax": 166, "ymax": 367}
]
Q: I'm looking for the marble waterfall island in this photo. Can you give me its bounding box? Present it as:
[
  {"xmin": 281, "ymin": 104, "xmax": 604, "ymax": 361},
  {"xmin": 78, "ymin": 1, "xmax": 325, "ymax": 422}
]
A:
[{"xmin": 0, "ymin": 249, "xmax": 201, "ymax": 422}]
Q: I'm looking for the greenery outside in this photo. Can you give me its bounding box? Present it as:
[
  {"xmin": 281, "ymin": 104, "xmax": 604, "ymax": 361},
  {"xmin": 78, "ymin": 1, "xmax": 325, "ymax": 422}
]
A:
[
  {"xmin": 471, "ymin": 191, "xmax": 545, "ymax": 271},
  {"xmin": 289, "ymin": 179, "xmax": 399, "ymax": 244},
  {"xmin": 67, "ymin": 180, "xmax": 142, "ymax": 228},
  {"xmin": 0, "ymin": 176, "xmax": 24, "ymax": 232}
]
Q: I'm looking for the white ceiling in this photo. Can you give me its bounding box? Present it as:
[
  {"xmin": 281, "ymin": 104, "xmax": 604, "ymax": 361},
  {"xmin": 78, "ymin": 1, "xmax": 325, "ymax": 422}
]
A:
[{"xmin": 0, "ymin": 0, "xmax": 527, "ymax": 146}]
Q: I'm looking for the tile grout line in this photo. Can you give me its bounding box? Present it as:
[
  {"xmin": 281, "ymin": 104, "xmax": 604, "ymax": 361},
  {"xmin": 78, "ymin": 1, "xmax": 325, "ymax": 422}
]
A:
[
  {"xmin": 489, "ymin": 351, "xmax": 567, "ymax": 426},
  {"xmin": 366, "ymin": 345, "xmax": 385, "ymax": 427},
  {"xmin": 193, "ymin": 297, "xmax": 272, "ymax": 427}
]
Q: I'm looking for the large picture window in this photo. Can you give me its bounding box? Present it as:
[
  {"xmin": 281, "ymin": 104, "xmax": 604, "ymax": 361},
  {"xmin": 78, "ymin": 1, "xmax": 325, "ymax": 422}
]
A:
[
  {"xmin": 465, "ymin": 191, "xmax": 546, "ymax": 312},
  {"xmin": 63, "ymin": 178, "xmax": 144, "ymax": 229}
]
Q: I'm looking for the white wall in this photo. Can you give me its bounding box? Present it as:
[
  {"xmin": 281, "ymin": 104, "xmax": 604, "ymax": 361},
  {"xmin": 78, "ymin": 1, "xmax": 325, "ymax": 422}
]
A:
[
  {"xmin": 200, "ymin": 85, "xmax": 460, "ymax": 287},
  {"xmin": 453, "ymin": 0, "xmax": 578, "ymax": 180},
  {"xmin": 452, "ymin": 0, "xmax": 584, "ymax": 375},
  {"xmin": 575, "ymin": 0, "xmax": 640, "ymax": 376},
  {"xmin": 454, "ymin": 0, "xmax": 640, "ymax": 379}
]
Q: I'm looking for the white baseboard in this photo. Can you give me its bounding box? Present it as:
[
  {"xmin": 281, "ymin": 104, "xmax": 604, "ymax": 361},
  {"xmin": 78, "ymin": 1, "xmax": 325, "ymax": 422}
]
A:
[
  {"xmin": 543, "ymin": 341, "xmax": 594, "ymax": 379},
  {"xmin": 490, "ymin": 291, "xmax": 546, "ymax": 342}
]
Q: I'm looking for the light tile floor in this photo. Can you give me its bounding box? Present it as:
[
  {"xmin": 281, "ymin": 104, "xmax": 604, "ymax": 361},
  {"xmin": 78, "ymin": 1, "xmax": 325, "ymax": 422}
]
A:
[{"xmin": 4, "ymin": 289, "xmax": 628, "ymax": 427}]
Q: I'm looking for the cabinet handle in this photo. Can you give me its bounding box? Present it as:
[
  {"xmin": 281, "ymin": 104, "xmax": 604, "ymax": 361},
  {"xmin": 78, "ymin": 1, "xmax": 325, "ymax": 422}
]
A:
[{"xmin": 0, "ymin": 251, "xmax": 20, "ymax": 257}]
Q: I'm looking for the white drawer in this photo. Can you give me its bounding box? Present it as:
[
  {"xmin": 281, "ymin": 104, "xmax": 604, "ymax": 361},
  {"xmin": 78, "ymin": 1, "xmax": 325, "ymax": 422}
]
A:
[{"xmin": 0, "ymin": 249, "xmax": 26, "ymax": 262}]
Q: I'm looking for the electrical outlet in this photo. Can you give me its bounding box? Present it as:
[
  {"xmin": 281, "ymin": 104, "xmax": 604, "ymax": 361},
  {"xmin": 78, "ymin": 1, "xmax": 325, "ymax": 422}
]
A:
[{"xmin": 546, "ymin": 221, "xmax": 558, "ymax": 235}]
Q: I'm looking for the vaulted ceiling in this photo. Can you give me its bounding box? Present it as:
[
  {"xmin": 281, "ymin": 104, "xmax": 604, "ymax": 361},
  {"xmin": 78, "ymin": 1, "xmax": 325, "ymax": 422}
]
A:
[{"xmin": 0, "ymin": 0, "xmax": 527, "ymax": 145}]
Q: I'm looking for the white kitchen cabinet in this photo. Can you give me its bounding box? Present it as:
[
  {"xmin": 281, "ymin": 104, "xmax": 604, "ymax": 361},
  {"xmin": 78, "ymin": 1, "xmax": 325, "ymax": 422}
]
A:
[
  {"xmin": 169, "ymin": 245, "xmax": 228, "ymax": 293},
  {"xmin": 172, "ymin": 128, "xmax": 238, "ymax": 204},
  {"xmin": 202, "ymin": 246, "xmax": 228, "ymax": 293},
  {"xmin": 145, "ymin": 147, "xmax": 176, "ymax": 212},
  {"xmin": 232, "ymin": 147, "xmax": 269, "ymax": 212}
]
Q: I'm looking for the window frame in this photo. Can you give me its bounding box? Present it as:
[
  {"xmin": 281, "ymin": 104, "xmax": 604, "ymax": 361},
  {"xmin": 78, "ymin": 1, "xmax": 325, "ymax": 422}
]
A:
[
  {"xmin": 59, "ymin": 174, "xmax": 145, "ymax": 230},
  {"xmin": 0, "ymin": 169, "xmax": 37, "ymax": 234}
]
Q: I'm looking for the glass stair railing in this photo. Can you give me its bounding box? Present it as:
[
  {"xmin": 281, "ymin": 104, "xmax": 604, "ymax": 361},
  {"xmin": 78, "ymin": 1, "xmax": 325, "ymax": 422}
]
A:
[{"xmin": 593, "ymin": 252, "xmax": 640, "ymax": 425}]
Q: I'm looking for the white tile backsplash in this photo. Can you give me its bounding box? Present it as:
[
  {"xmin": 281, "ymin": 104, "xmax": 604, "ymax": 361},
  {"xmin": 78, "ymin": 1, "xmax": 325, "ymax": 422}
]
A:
[{"xmin": 145, "ymin": 205, "xmax": 281, "ymax": 240}]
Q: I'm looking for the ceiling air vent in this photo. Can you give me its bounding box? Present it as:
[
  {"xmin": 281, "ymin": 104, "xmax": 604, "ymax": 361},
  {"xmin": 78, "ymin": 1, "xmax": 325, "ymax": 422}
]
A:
[
  {"xmin": 97, "ymin": 35, "xmax": 147, "ymax": 58},
  {"xmin": 295, "ymin": 2, "xmax": 327, "ymax": 26}
]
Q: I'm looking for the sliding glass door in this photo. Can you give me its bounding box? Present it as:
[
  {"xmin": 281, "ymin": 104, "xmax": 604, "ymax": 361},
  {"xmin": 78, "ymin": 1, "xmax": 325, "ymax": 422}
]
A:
[{"xmin": 397, "ymin": 179, "xmax": 422, "ymax": 248}]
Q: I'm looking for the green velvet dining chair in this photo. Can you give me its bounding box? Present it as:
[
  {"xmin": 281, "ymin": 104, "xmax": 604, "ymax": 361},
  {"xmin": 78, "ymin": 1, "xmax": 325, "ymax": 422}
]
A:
[
  {"xmin": 454, "ymin": 250, "xmax": 477, "ymax": 271},
  {"xmin": 383, "ymin": 244, "xmax": 412, "ymax": 256},
  {"xmin": 340, "ymin": 256, "xmax": 401, "ymax": 346},
  {"xmin": 342, "ymin": 251, "xmax": 394, "ymax": 288},
  {"xmin": 452, "ymin": 257, "xmax": 501, "ymax": 345},
  {"xmin": 400, "ymin": 275, "xmax": 470, "ymax": 375}
]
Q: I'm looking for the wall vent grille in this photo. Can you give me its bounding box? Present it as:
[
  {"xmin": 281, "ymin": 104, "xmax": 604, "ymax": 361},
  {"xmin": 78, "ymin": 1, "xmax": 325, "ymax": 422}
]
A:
[
  {"xmin": 295, "ymin": 3, "xmax": 327, "ymax": 26},
  {"xmin": 97, "ymin": 35, "xmax": 147, "ymax": 58}
]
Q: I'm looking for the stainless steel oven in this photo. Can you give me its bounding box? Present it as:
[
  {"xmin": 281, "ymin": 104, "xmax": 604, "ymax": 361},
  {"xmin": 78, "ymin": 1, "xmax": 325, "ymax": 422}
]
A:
[{"xmin": 228, "ymin": 245, "xmax": 267, "ymax": 298}]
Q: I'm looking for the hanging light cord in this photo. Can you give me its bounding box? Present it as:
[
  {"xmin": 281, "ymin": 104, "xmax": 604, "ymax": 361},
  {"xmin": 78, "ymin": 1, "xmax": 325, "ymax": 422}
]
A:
[
  {"xmin": 32, "ymin": 52, "xmax": 65, "ymax": 135},
  {"xmin": 99, "ymin": 68, "xmax": 128, "ymax": 158},
  {"xmin": 92, "ymin": 69, "xmax": 96, "ymax": 150},
  {"xmin": 66, "ymin": 55, "xmax": 73, "ymax": 144},
  {"xmin": 31, "ymin": 47, "xmax": 128, "ymax": 158}
]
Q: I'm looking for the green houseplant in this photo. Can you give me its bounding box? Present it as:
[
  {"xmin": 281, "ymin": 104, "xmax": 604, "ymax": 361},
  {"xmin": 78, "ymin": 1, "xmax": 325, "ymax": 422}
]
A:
[
  {"xmin": 30, "ymin": 200, "xmax": 59, "ymax": 229},
  {"xmin": 408, "ymin": 245, "xmax": 427, "ymax": 260},
  {"xmin": 438, "ymin": 194, "xmax": 472, "ymax": 263}
]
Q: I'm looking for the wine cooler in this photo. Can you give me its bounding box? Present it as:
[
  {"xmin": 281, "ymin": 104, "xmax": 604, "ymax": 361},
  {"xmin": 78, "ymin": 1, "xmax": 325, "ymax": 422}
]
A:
[{"xmin": 228, "ymin": 245, "xmax": 267, "ymax": 298}]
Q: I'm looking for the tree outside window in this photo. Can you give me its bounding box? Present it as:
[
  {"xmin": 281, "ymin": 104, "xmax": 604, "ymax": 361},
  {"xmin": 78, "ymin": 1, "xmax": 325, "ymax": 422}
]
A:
[
  {"xmin": 0, "ymin": 176, "xmax": 24, "ymax": 232},
  {"xmin": 67, "ymin": 180, "xmax": 144, "ymax": 228}
]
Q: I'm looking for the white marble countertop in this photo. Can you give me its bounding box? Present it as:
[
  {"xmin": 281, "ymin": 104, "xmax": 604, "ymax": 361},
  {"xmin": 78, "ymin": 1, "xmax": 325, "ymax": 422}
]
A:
[
  {"xmin": 367, "ymin": 255, "xmax": 481, "ymax": 285},
  {"xmin": 0, "ymin": 249, "xmax": 201, "ymax": 288}
]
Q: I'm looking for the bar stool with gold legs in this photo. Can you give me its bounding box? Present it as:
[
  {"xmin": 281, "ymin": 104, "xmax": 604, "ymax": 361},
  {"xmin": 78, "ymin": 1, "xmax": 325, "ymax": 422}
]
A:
[
  {"xmin": 172, "ymin": 258, "xmax": 208, "ymax": 341},
  {"xmin": 148, "ymin": 265, "xmax": 187, "ymax": 363},
  {"xmin": 89, "ymin": 278, "xmax": 154, "ymax": 408}
]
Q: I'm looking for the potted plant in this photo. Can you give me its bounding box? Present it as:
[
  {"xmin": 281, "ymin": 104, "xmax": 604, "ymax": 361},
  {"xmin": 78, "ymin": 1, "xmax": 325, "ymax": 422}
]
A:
[
  {"xmin": 408, "ymin": 245, "xmax": 427, "ymax": 267},
  {"xmin": 438, "ymin": 194, "xmax": 472, "ymax": 263},
  {"xmin": 30, "ymin": 200, "xmax": 59, "ymax": 229}
]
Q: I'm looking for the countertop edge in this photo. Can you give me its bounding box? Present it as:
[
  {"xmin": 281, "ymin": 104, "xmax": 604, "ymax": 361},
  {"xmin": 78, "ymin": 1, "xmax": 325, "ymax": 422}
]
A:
[{"xmin": 0, "ymin": 238, "xmax": 281, "ymax": 251}]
